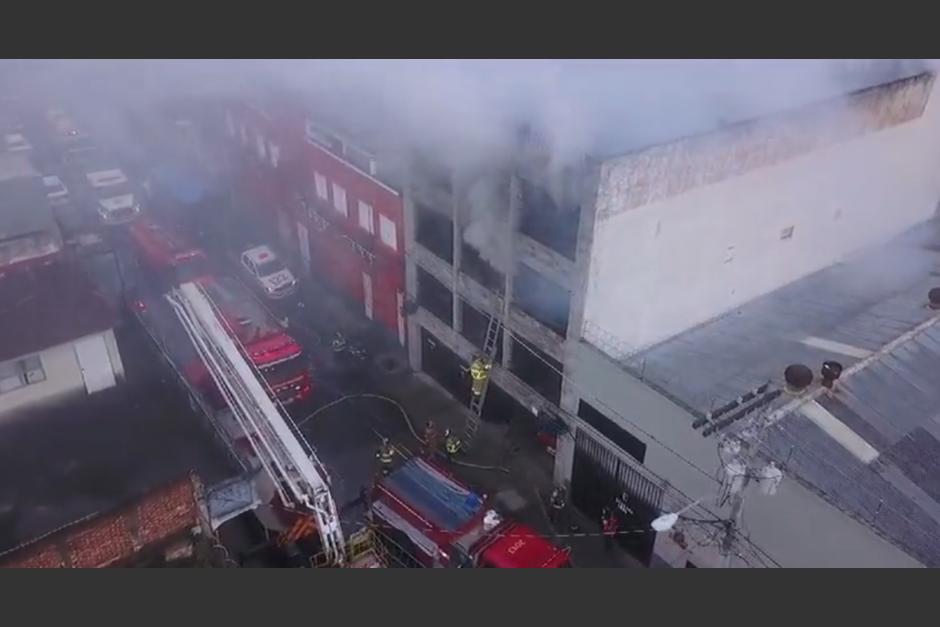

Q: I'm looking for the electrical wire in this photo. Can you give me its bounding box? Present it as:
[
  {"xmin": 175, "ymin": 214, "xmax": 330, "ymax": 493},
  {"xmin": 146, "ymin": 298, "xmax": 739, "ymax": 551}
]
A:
[
  {"xmin": 441, "ymin": 290, "xmax": 722, "ymax": 488},
  {"xmin": 442, "ymin": 291, "xmax": 940, "ymax": 565}
]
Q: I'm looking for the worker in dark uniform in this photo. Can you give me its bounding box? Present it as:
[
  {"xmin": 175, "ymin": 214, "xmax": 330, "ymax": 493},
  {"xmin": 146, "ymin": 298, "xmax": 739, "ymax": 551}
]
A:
[
  {"xmin": 469, "ymin": 355, "xmax": 492, "ymax": 397},
  {"xmin": 601, "ymin": 506, "xmax": 619, "ymax": 553},
  {"xmin": 549, "ymin": 486, "xmax": 567, "ymax": 526},
  {"xmin": 422, "ymin": 419, "xmax": 439, "ymax": 456},
  {"xmin": 443, "ymin": 429, "xmax": 461, "ymax": 462},
  {"xmin": 376, "ymin": 437, "xmax": 395, "ymax": 476}
]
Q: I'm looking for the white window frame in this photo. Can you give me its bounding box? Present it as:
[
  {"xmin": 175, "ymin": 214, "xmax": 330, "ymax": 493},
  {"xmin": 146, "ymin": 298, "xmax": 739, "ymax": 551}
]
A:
[
  {"xmin": 0, "ymin": 354, "xmax": 46, "ymax": 394},
  {"xmin": 358, "ymin": 200, "xmax": 374, "ymax": 234},
  {"xmin": 314, "ymin": 172, "xmax": 328, "ymax": 201},
  {"xmin": 332, "ymin": 183, "xmax": 348, "ymax": 217},
  {"xmin": 379, "ymin": 214, "xmax": 398, "ymax": 251}
]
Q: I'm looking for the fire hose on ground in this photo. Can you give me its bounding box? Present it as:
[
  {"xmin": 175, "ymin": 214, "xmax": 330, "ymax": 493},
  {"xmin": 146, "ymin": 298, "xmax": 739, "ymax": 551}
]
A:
[{"xmin": 296, "ymin": 393, "xmax": 510, "ymax": 473}]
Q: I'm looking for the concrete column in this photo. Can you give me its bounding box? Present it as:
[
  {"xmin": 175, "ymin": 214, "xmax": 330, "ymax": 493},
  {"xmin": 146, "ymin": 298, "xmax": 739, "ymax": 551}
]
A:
[
  {"xmin": 451, "ymin": 171, "xmax": 462, "ymax": 332},
  {"xmin": 556, "ymin": 162, "xmax": 602, "ymax": 485},
  {"xmin": 553, "ymin": 427, "xmax": 577, "ymax": 486},
  {"xmin": 503, "ymin": 174, "xmax": 521, "ymax": 368},
  {"xmin": 401, "ymin": 168, "xmax": 422, "ymax": 372}
]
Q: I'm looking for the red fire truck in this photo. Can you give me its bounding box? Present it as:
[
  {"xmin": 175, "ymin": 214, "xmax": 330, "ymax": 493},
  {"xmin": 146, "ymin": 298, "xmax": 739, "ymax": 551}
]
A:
[
  {"xmin": 370, "ymin": 457, "xmax": 572, "ymax": 568},
  {"xmin": 127, "ymin": 218, "xmax": 312, "ymax": 405}
]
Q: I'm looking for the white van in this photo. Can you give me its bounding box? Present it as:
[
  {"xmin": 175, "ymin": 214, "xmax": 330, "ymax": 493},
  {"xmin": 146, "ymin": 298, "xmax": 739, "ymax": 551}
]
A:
[{"xmin": 84, "ymin": 168, "xmax": 141, "ymax": 225}]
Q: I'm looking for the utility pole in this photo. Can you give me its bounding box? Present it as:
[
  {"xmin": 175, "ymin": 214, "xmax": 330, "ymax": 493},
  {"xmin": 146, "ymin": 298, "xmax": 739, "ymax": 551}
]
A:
[{"xmin": 715, "ymin": 423, "xmax": 782, "ymax": 568}]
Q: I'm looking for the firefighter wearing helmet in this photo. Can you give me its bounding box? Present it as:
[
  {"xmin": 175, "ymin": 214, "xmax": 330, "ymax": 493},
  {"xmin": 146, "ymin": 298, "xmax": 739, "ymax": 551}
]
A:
[
  {"xmin": 376, "ymin": 437, "xmax": 395, "ymax": 476},
  {"xmin": 469, "ymin": 355, "xmax": 492, "ymax": 397},
  {"xmin": 443, "ymin": 429, "xmax": 462, "ymax": 462}
]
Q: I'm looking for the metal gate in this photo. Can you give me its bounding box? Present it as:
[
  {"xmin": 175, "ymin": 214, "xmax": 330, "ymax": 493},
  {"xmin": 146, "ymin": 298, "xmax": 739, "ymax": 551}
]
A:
[{"xmin": 571, "ymin": 427, "xmax": 663, "ymax": 565}]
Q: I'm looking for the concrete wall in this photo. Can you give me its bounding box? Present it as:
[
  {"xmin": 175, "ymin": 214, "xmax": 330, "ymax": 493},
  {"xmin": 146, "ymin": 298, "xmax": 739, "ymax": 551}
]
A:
[
  {"xmin": 556, "ymin": 340, "xmax": 922, "ymax": 567},
  {"xmin": 583, "ymin": 74, "xmax": 940, "ymax": 352},
  {"xmin": 0, "ymin": 330, "xmax": 122, "ymax": 420}
]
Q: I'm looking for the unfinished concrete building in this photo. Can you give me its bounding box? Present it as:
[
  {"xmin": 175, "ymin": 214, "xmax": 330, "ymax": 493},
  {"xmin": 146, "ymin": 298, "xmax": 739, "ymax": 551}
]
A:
[{"xmin": 403, "ymin": 67, "xmax": 940, "ymax": 567}]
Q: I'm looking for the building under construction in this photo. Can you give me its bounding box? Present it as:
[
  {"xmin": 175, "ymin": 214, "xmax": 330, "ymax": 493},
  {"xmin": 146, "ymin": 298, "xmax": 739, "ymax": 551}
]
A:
[{"xmin": 403, "ymin": 65, "xmax": 940, "ymax": 567}]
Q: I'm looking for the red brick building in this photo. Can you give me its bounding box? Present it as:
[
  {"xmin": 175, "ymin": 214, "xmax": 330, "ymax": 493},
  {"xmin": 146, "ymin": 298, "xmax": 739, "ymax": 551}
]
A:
[
  {"xmin": 223, "ymin": 100, "xmax": 406, "ymax": 346},
  {"xmin": 0, "ymin": 474, "xmax": 210, "ymax": 568}
]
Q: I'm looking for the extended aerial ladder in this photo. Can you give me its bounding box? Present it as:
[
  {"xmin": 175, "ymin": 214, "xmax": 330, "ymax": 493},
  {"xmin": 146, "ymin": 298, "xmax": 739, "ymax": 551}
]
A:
[
  {"xmin": 167, "ymin": 281, "xmax": 346, "ymax": 566},
  {"xmin": 463, "ymin": 312, "xmax": 503, "ymax": 448}
]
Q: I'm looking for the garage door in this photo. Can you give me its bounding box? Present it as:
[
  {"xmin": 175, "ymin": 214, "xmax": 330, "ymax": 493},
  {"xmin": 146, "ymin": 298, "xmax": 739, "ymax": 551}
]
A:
[
  {"xmin": 571, "ymin": 427, "xmax": 663, "ymax": 566},
  {"xmin": 74, "ymin": 335, "xmax": 117, "ymax": 394}
]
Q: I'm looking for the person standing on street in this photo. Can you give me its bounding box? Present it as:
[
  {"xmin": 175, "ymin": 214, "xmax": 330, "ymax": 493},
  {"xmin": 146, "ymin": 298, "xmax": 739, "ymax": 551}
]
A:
[
  {"xmin": 443, "ymin": 429, "xmax": 461, "ymax": 462},
  {"xmin": 376, "ymin": 438, "xmax": 395, "ymax": 477},
  {"xmin": 549, "ymin": 486, "xmax": 567, "ymax": 526},
  {"xmin": 422, "ymin": 420, "xmax": 439, "ymax": 456},
  {"xmin": 602, "ymin": 507, "xmax": 619, "ymax": 553}
]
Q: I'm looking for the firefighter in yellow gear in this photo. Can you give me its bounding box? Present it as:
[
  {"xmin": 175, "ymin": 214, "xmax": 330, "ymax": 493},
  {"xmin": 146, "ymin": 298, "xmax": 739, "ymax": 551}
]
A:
[
  {"xmin": 376, "ymin": 437, "xmax": 395, "ymax": 476},
  {"xmin": 469, "ymin": 355, "xmax": 492, "ymax": 397},
  {"xmin": 443, "ymin": 429, "xmax": 461, "ymax": 462}
]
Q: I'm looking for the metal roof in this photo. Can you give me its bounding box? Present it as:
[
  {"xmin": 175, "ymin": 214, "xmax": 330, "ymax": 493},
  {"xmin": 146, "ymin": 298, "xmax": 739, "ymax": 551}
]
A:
[
  {"xmin": 621, "ymin": 219, "xmax": 940, "ymax": 566},
  {"xmin": 0, "ymin": 175, "xmax": 55, "ymax": 241}
]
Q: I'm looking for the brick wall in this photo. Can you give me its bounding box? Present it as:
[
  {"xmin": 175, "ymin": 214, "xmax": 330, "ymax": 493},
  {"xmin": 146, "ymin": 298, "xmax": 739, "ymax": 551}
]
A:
[
  {"xmin": 599, "ymin": 72, "xmax": 935, "ymax": 219},
  {"xmin": 0, "ymin": 474, "xmax": 204, "ymax": 568}
]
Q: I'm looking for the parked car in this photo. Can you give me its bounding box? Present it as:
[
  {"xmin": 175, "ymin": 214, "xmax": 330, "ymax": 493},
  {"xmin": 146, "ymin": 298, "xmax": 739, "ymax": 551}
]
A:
[
  {"xmin": 239, "ymin": 245, "xmax": 297, "ymax": 300},
  {"xmin": 42, "ymin": 175, "xmax": 69, "ymax": 206},
  {"xmin": 4, "ymin": 133, "xmax": 32, "ymax": 152}
]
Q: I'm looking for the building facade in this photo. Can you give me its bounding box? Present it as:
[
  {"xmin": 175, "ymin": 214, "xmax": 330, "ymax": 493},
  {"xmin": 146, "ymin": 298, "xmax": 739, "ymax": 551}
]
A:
[
  {"xmin": 405, "ymin": 69, "xmax": 940, "ymax": 567},
  {"xmin": 0, "ymin": 264, "xmax": 124, "ymax": 419},
  {"xmin": 222, "ymin": 101, "xmax": 407, "ymax": 346}
]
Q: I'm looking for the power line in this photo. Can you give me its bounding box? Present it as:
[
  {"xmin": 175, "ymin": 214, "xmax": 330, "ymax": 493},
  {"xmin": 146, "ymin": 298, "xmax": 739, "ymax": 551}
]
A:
[
  {"xmin": 436, "ymin": 288, "xmax": 940, "ymax": 566},
  {"xmin": 436, "ymin": 288, "xmax": 722, "ymax": 488}
]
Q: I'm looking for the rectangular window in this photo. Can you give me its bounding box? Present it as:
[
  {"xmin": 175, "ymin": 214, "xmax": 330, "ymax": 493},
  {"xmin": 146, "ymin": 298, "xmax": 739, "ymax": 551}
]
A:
[
  {"xmin": 417, "ymin": 267, "xmax": 453, "ymax": 327},
  {"xmin": 332, "ymin": 183, "xmax": 348, "ymax": 216},
  {"xmin": 415, "ymin": 203, "xmax": 453, "ymax": 263},
  {"xmin": 577, "ymin": 399, "xmax": 647, "ymax": 464},
  {"xmin": 0, "ymin": 355, "xmax": 46, "ymax": 394},
  {"xmin": 379, "ymin": 214, "xmax": 398, "ymax": 251},
  {"xmin": 314, "ymin": 172, "xmax": 328, "ymax": 201},
  {"xmin": 518, "ymin": 176, "xmax": 580, "ymax": 260},
  {"xmin": 358, "ymin": 201, "xmax": 375, "ymax": 234},
  {"xmin": 513, "ymin": 263, "xmax": 570, "ymax": 337},
  {"xmin": 461, "ymin": 241, "xmax": 504, "ymax": 295},
  {"xmin": 509, "ymin": 336, "xmax": 562, "ymax": 405},
  {"xmin": 460, "ymin": 301, "xmax": 503, "ymax": 364}
]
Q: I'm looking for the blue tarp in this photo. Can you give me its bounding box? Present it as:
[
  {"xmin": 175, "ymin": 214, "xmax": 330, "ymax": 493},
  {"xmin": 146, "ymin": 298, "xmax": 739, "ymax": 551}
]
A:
[
  {"xmin": 151, "ymin": 164, "xmax": 216, "ymax": 205},
  {"xmin": 384, "ymin": 459, "xmax": 483, "ymax": 532}
]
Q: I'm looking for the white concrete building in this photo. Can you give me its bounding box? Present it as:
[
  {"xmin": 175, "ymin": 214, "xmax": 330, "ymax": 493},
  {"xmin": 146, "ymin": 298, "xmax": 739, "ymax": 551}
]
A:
[
  {"xmin": 0, "ymin": 264, "xmax": 124, "ymax": 419},
  {"xmin": 405, "ymin": 67, "xmax": 940, "ymax": 566}
]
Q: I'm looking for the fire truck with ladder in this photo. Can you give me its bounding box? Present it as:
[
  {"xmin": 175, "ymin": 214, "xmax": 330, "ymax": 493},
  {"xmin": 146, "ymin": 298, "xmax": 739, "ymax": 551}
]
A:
[
  {"xmin": 120, "ymin": 219, "xmax": 361, "ymax": 565},
  {"xmin": 126, "ymin": 218, "xmax": 312, "ymax": 406}
]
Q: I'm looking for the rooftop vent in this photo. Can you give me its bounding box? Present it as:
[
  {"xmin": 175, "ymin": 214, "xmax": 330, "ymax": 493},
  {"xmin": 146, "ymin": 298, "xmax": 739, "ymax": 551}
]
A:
[
  {"xmin": 784, "ymin": 364, "xmax": 813, "ymax": 394},
  {"xmin": 929, "ymin": 287, "xmax": 940, "ymax": 310},
  {"xmin": 820, "ymin": 360, "xmax": 844, "ymax": 389}
]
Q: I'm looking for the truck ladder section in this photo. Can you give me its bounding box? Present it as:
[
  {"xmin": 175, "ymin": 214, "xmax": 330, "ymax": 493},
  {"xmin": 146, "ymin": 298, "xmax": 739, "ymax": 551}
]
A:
[
  {"xmin": 463, "ymin": 311, "xmax": 502, "ymax": 447},
  {"xmin": 167, "ymin": 281, "xmax": 347, "ymax": 566}
]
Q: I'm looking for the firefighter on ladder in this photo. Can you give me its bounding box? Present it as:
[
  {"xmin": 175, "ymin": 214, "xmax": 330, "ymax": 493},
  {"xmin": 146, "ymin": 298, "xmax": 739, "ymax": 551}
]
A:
[
  {"xmin": 376, "ymin": 437, "xmax": 395, "ymax": 476},
  {"xmin": 469, "ymin": 355, "xmax": 492, "ymax": 397},
  {"xmin": 443, "ymin": 429, "xmax": 461, "ymax": 462}
]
